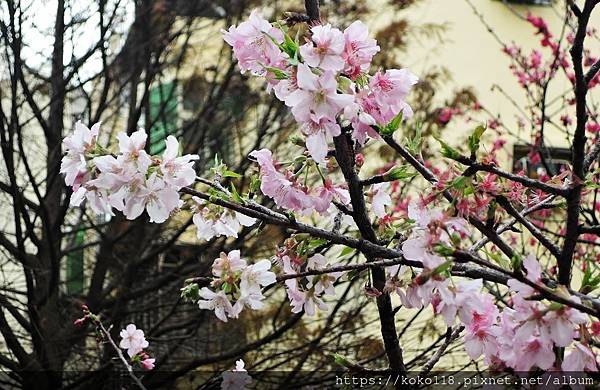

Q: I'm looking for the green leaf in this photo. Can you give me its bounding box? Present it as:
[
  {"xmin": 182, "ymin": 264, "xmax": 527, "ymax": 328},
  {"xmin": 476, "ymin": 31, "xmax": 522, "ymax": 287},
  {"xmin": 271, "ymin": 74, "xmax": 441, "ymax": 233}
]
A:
[
  {"xmin": 346, "ymin": 269, "xmax": 360, "ymax": 281},
  {"xmin": 230, "ymin": 183, "xmax": 242, "ymax": 203},
  {"xmin": 339, "ymin": 246, "xmax": 356, "ymax": 258},
  {"xmin": 511, "ymin": 254, "xmax": 523, "ymax": 273},
  {"xmin": 180, "ymin": 283, "xmax": 200, "ymax": 302},
  {"xmin": 405, "ymin": 123, "xmax": 423, "ymax": 154},
  {"xmin": 336, "ymin": 75, "xmax": 352, "ymax": 92},
  {"xmin": 431, "ymin": 260, "xmax": 454, "ymax": 276},
  {"xmin": 467, "ymin": 125, "xmax": 486, "ymax": 157},
  {"xmin": 432, "ymin": 244, "xmax": 454, "ymax": 257},
  {"xmin": 434, "ymin": 136, "xmax": 462, "ymax": 160},
  {"xmin": 275, "ymin": 31, "xmax": 300, "ymax": 59},
  {"xmin": 383, "ymin": 165, "xmax": 417, "ymax": 181},
  {"xmin": 250, "ymin": 175, "xmax": 261, "ymax": 193},
  {"xmin": 265, "ymin": 66, "xmax": 289, "ymax": 80},
  {"xmin": 223, "ymin": 170, "xmax": 242, "ymax": 178},
  {"xmin": 380, "ymin": 111, "xmax": 403, "ymax": 136},
  {"xmin": 331, "ymin": 353, "xmax": 355, "ymax": 368},
  {"xmin": 308, "ymin": 238, "xmax": 327, "ymax": 248},
  {"xmin": 450, "ymin": 176, "xmax": 469, "ymax": 191},
  {"xmin": 485, "ymin": 249, "xmax": 510, "ymax": 270}
]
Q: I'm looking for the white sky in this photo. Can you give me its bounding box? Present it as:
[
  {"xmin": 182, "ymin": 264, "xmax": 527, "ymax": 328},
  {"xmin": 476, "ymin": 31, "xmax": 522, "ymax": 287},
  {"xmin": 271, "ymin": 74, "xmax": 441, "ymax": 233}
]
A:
[{"xmin": 5, "ymin": 0, "xmax": 134, "ymax": 80}]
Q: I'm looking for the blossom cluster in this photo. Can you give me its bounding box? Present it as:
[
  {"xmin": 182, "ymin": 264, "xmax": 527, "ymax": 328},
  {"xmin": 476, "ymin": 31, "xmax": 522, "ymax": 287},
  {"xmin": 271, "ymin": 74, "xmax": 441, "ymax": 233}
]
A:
[
  {"xmin": 386, "ymin": 202, "xmax": 597, "ymax": 373},
  {"xmin": 119, "ymin": 324, "xmax": 155, "ymax": 370},
  {"xmin": 60, "ymin": 122, "xmax": 198, "ymax": 223},
  {"xmin": 192, "ymin": 196, "xmax": 256, "ymax": 240},
  {"xmin": 196, "ymin": 250, "xmax": 276, "ymax": 322},
  {"xmin": 223, "ymin": 10, "xmax": 417, "ymax": 166},
  {"xmin": 278, "ymin": 245, "xmax": 344, "ymax": 316},
  {"xmin": 73, "ymin": 306, "xmax": 155, "ymax": 371},
  {"xmin": 249, "ymin": 149, "xmax": 350, "ymax": 215}
]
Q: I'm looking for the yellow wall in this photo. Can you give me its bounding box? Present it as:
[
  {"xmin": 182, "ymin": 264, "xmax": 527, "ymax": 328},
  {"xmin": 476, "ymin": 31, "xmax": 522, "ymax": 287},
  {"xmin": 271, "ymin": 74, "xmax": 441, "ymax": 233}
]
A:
[{"xmin": 370, "ymin": 0, "xmax": 600, "ymax": 149}]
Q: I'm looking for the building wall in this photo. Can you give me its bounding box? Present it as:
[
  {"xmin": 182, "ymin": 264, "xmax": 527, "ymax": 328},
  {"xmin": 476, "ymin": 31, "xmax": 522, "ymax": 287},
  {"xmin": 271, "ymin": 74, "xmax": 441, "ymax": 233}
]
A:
[{"xmin": 370, "ymin": 0, "xmax": 600, "ymax": 150}]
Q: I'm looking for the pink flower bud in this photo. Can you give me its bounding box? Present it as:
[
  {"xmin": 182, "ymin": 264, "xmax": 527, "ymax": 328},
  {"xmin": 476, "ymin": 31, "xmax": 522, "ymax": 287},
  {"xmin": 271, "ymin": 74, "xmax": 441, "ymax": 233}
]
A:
[
  {"xmin": 141, "ymin": 358, "xmax": 155, "ymax": 371},
  {"xmin": 73, "ymin": 318, "xmax": 86, "ymax": 328},
  {"xmin": 355, "ymin": 153, "xmax": 364, "ymax": 168}
]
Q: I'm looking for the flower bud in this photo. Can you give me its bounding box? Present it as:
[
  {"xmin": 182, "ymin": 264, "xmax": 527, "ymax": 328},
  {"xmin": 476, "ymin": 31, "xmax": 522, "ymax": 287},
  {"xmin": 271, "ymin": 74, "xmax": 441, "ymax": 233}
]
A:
[
  {"xmin": 73, "ymin": 318, "xmax": 86, "ymax": 328},
  {"xmin": 355, "ymin": 153, "xmax": 365, "ymax": 168}
]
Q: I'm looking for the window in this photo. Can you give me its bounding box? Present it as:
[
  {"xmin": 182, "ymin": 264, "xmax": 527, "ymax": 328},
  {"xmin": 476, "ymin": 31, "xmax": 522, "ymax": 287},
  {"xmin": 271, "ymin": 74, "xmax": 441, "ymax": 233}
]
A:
[
  {"xmin": 148, "ymin": 82, "xmax": 179, "ymax": 155},
  {"xmin": 502, "ymin": 0, "xmax": 552, "ymax": 5},
  {"xmin": 66, "ymin": 229, "xmax": 85, "ymax": 294},
  {"xmin": 512, "ymin": 144, "xmax": 570, "ymax": 178},
  {"xmin": 180, "ymin": 75, "xmax": 235, "ymax": 164}
]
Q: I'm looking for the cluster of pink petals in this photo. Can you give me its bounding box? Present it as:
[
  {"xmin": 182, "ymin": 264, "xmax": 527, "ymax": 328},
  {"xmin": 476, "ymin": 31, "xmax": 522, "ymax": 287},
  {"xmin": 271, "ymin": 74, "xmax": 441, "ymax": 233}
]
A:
[
  {"xmin": 281, "ymin": 253, "xmax": 343, "ymax": 316},
  {"xmin": 401, "ymin": 200, "xmax": 468, "ymax": 269},
  {"xmin": 249, "ymin": 149, "xmax": 349, "ymax": 215},
  {"xmin": 223, "ymin": 11, "xmax": 416, "ymax": 162},
  {"xmin": 119, "ymin": 323, "xmax": 149, "ymax": 357},
  {"xmin": 222, "ymin": 10, "xmax": 287, "ymax": 77},
  {"xmin": 197, "ymin": 250, "xmax": 276, "ymax": 322},
  {"xmin": 382, "ymin": 200, "xmax": 598, "ymax": 373},
  {"xmin": 119, "ymin": 323, "xmax": 154, "ymax": 370},
  {"xmin": 61, "ymin": 122, "xmax": 199, "ymax": 223},
  {"xmin": 388, "ymin": 245, "xmax": 597, "ymax": 372},
  {"xmin": 191, "ymin": 197, "xmax": 256, "ymax": 241}
]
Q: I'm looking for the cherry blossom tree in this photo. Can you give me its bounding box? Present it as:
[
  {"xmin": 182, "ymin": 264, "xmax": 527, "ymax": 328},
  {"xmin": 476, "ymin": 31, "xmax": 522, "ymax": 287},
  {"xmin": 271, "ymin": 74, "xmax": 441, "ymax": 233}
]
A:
[
  {"xmin": 57, "ymin": 0, "xmax": 600, "ymax": 387},
  {"xmin": 0, "ymin": 1, "xmax": 465, "ymax": 389}
]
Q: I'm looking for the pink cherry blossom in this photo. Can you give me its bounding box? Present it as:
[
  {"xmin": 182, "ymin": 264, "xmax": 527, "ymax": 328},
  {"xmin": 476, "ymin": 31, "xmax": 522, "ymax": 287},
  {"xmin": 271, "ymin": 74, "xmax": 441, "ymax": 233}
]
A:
[
  {"xmin": 240, "ymin": 259, "xmax": 276, "ymax": 294},
  {"xmin": 312, "ymin": 180, "xmax": 350, "ymax": 214},
  {"xmin": 123, "ymin": 173, "xmax": 181, "ymax": 223},
  {"xmin": 433, "ymin": 279, "xmax": 484, "ymax": 326},
  {"xmin": 284, "ymin": 63, "xmax": 354, "ymax": 123},
  {"xmin": 511, "ymin": 337, "xmax": 555, "ymax": 371},
  {"xmin": 249, "ymin": 149, "xmax": 316, "ymax": 214},
  {"xmin": 197, "ymin": 287, "xmax": 237, "ymax": 322},
  {"xmin": 235, "ymin": 290, "xmax": 267, "ymax": 312},
  {"xmin": 507, "ymin": 254, "xmax": 542, "ymax": 296},
  {"xmin": 397, "ymin": 278, "xmax": 440, "ymax": 308},
  {"xmin": 117, "ymin": 129, "xmax": 152, "ymax": 173},
  {"xmin": 69, "ymin": 184, "xmax": 113, "ymax": 215},
  {"xmin": 286, "ymin": 280, "xmax": 308, "ymax": 314},
  {"xmin": 342, "ymin": 21, "xmax": 380, "ymax": 78},
  {"xmin": 545, "ymin": 302, "xmax": 588, "ymax": 347},
  {"xmin": 402, "ymin": 201, "xmax": 467, "ymax": 269},
  {"xmin": 119, "ymin": 324, "xmax": 149, "ymax": 357},
  {"xmin": 212, "ymin": 250, "xmax": 247, "ymax": 279},
  {"xmin": 61, "ymin": 122, "xmax": 100, "ymax": 187},
  {"xmin": 370, "ymin": 183, "xmax": 392, "ymax": 218},
  {"xmin": 300, "ymin": 113, "xmax": 340, "ymax": 164},
  {"xmin": 160, "ymin": 136, "xmax": 199, "ymax": 188},
  {"xmin": 300, "ymin": 24, "xmax": 345, "ymax": 71},
  {"xmin": 343, "ymin": 96, "xmax": 379, "ymax": 145},
  {"xmin": 464, "ymin": 323, "xmax": 499, "ymax": 360},
  {"xmin": 222, "ymin": 10, "xmax": 286, "ymax": 77},
  {"xmin": 91, "ymin": 155, "xmax": 137, "ymax": 192},
  {"xmin": 562, "ymin": 343, "xmax": 598, "ymax": 372},
  {"xmin": 305, "ymin": 254, "xmax": 343, "ymax": 296},
  {"xmin": 401, "ymin": 231, "xmax": 446, "ymax": 269},
  {"xmin": 141, "ymin": 358, "xmax": 155, "ymax": 371},
  {"xmin": 368, "ymin": 69, "xmax": 418, "ymax": 123},
  {"xmin": 511, "ymin": 295, "xmax": 551, "ymax": 342},
  {"xmin": 192, "ymin": 198, "xmax": 256, "ymax": 241}
]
